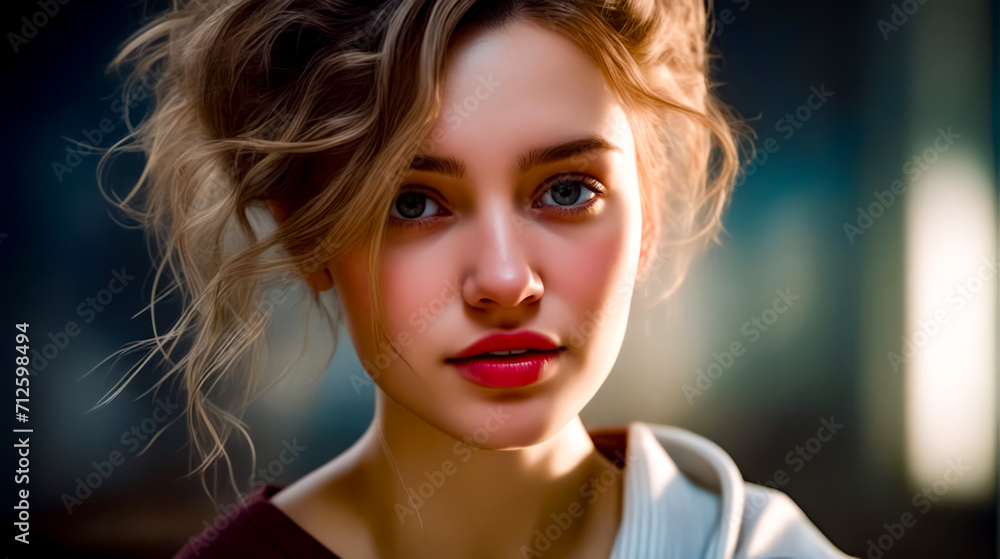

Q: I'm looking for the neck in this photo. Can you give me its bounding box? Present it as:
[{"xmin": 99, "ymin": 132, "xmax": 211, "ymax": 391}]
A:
[{"xmin": 351, "ymin": 390, "xmax": 624, "ymax": 559}]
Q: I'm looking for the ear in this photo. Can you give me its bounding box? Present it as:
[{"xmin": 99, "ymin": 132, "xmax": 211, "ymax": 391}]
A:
[{"xmin": 268, "ymin": 199, "xmax": 336, "ymax": 292}]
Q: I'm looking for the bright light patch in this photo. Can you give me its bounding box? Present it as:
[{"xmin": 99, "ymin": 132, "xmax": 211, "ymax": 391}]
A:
[{"xmin": 904, "ymin": 152, "xmax": 996, "ymax": 501}]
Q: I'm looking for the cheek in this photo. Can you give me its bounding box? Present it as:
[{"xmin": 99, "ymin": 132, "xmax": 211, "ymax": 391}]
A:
[
  {"xmin": 332, "ymin": 249, "xmax": 429, "ymax": 348},
  {"xmin": 330, "ymin": 249, "xmax": 374, "ymax": 354},
  {"xmin": 554, "ymin": 232, "xmax": 626, "ymax": 312},
  {"xmin": 330, "ymin": 247, "xmax": 392, "ymax": 358},
  {"xmin": 556, "ymin": 203, "xmax": 643, "ymax": 350},
  {"xmin": 380, "ymin": 244, "xmax": 457, "ymax": 340}
]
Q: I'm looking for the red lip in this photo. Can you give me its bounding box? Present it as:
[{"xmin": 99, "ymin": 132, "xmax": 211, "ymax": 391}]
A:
[{"xmin": 447, "ymin": 330, "xmax": 563, "ymax": 360}]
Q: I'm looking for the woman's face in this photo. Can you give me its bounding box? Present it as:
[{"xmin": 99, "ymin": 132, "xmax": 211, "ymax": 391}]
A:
[{"xmin": 329, "ymin": 18, "xmax": 644, "ymax": 447}]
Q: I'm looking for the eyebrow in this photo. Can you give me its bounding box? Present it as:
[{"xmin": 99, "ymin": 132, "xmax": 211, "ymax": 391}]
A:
[{"xmin": 408, "ymin": 136, "xmax": 622, "ymax": 179}]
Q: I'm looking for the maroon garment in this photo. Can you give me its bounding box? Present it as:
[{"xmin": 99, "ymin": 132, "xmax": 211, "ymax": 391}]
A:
[
  {"xmin": 173, "ymin": 427, "xmax": 628, "ymax": 558},
  {"xmin": 172, "ymin": 485, "xmax": 343, "ymax": 559}
]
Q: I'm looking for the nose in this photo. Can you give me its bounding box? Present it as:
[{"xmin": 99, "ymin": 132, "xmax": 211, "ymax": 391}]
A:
[{"xmin": 462, "ymin": 200, "xmax": 544, "ymax": 312}]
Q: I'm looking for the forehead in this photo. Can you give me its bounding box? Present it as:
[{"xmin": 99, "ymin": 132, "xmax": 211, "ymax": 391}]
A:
[{"xmin": 422, "ymin": 18, "xmax": 632, "ymax": 171}]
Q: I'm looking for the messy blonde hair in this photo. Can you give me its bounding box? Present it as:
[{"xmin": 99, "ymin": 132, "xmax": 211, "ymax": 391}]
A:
[{"xmin": 97, "ymin": 0, "xmax": 745, "ymax": 499}]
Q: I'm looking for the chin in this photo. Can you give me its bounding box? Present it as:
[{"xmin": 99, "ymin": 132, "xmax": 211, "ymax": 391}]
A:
[{"xmin": 430, "ymin": 391, "xmax": 587, "ymax": 450}]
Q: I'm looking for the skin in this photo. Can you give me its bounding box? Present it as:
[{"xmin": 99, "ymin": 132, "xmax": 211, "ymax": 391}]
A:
[{"xmin": 271, "ymin": 17, "xmax": 648, "ymax": 559}]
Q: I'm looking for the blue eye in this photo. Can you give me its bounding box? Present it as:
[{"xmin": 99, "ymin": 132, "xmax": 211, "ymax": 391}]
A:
[
  {"xmin": 388, "ymin": 173, "xmax": 608, "ymax": 231},
  {"xmin": 534, "ymin": 173, "xmax": 607, "ymax": 211},
  {"xmin": 390, "ymin": 190, "xmax": 443, "ymax": 220},
  {"xmin": 538, "ymin": 179, "xmax": 597, "ymax": 207}
]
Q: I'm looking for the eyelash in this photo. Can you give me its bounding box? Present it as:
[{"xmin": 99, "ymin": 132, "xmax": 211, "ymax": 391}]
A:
[{"xmin": 388, "ymin": 173, "xmax": 608, "ymax": 231}]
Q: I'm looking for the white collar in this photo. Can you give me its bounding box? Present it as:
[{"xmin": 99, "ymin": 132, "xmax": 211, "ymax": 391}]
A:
[
  {"xmin": 608, "ymin": 422, "xmax": 733, "ymax": 558},
  {"xmin": 608, "ymin": 422, "xmax": 854, "ymax": 559}
]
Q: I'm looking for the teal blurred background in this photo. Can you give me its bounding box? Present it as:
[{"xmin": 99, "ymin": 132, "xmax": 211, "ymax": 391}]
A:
[{"xmin": 2, "ymin": 0, "xmax": 996, "ymax": 556}]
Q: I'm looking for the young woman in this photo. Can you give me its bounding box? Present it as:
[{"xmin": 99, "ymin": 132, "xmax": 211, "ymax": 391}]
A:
[{"xmin": 100, "ymin": 0, "xmax": 856, "ymax": 557}]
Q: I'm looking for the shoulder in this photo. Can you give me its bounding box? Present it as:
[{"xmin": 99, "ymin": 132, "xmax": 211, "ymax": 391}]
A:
[
  {"xmin": 636, "ymin": 422, "xmax": 857, "ymax": 559},
  {"xmin": 172, "ymin": 485, "xmax": 343, "ymax": 559},
  {"xmin": 736, "ymin": 483, "xmax": 855, "ymax": 559}
]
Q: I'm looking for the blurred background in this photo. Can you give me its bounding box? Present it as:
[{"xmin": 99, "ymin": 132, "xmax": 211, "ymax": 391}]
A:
[{"xmin": 2, "ymin": 0, "xmax": 996, "ymax": 557}]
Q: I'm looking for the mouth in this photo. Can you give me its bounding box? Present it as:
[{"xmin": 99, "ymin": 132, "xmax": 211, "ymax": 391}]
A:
[
  {"xmin": 446, "ymin": 347, "xmax": 567, "ymax": 388},
  {"xmin": 446, "ymin": 347, "xmax": 567, "ymax": 361},
  {"xmin": 448, "ymin": 329, "xmax": 563, "ymax": 360}
]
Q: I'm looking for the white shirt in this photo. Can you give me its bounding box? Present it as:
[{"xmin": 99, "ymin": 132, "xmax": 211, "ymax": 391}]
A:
[{"xmin": 607, "ymin": 422, "xmax": 857, "ymax": 559}]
